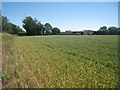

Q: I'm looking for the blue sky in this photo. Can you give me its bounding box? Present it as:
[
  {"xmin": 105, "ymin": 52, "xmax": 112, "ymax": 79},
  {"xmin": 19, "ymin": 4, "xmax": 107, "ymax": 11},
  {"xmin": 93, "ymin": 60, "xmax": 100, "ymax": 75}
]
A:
[{"xmin": 2, "ymin": 2, "xmax": 118, "ymax": 31}]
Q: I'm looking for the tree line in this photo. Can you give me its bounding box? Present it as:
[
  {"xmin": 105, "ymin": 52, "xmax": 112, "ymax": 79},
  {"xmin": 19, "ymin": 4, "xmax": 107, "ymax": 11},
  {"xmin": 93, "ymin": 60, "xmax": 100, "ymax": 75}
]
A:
[
  {"xmin": 1, "ymin": 16, "xmax": 120, "ymax": 35},
  {"xmin": 2, "ymin": 16, "xmax": 60, "ymax": 36},
  {"xmin": 2, "ymin": 16, "xmax": 25, "ymax": 35},
  {"xmin": 96, "ymin": 26, "xmax": 120, "ymax": 35}
]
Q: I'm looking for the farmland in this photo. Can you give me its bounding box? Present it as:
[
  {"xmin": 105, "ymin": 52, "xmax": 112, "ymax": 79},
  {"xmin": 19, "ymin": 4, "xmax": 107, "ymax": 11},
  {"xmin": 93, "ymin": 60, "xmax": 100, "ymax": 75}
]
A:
[{"xmin": 2, "ymin": 34, "xmax": 119, "ymax": 88}]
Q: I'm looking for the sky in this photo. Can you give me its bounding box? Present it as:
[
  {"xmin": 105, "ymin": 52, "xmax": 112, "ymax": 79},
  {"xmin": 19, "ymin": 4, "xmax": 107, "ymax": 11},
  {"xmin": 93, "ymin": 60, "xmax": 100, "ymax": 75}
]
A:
[{"xmin": 2, "ymin": 2, "xmax": 118, "ymax": 31}]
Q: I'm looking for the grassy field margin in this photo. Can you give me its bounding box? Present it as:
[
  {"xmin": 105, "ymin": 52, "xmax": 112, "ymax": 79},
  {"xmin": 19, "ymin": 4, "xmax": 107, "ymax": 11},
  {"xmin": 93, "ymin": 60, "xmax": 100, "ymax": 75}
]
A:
[{"xmin": 2, "ymin": 33, "xmax": 16, "ymax": 88}]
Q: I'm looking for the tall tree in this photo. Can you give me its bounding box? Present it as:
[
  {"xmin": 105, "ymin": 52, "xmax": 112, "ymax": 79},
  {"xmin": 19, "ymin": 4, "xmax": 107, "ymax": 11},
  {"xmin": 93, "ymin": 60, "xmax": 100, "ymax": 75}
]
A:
[
  {"xmin": 108, "ymin": 26, "xmax": 118, "ymax": 35},
  {"xmin": 2, "ymin": 16, "xmax": 8, "ymax": 26},
  {"xmin": 2, "ymin": 16, "xmax": 10, "ymax": 33},
  {"xmin": 40, "ymin": 24, "xmax": 44, "ymax": 35},
  {"xmin": 3, "ymin": 23, "xmax": 13, "ymax": 34},
  {"xmin": 98, "ymin": 26, "xmax": 107, "ymax": 35},
  {"xmin": 23, "ymin": 16, "xmax": 36, "ymax": 35},
  {"xmin": 44, "ymin": 23, "xmax": 52, "ymax": 35},
  {"xmin": 2, "ymin": 16, "xmax": 24, "ymax": 34},
  {"xmin": 97, "ymin": 26, "xmax": 119, "ymax": 35},
  {"xmin": 23, "ymin": 16, "xmax": 44, "ymax": 35},
  {"xmin": 99, "ymin": 26, "xmax": 107, "ymax": 32},
  {"xmin": 52, "ymin": 27, "xmax": 60, "ymax": 35}
]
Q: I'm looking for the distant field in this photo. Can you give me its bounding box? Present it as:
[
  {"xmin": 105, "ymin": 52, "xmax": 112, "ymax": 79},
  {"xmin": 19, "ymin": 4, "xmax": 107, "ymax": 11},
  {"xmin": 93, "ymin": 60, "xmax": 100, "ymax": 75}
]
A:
[{"xmin": 2, "ymin": 34, "xmax": 119, "ymax": 88}]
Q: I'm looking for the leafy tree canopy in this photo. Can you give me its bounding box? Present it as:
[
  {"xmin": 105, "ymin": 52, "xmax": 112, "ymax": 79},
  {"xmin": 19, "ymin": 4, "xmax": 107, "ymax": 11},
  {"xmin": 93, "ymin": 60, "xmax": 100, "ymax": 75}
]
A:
[
  {"xmin": 2, "ymin": 16, "xmax": 24, "ymax": 34},
  {"xmin": 52, "ymin": 27, "xmax": 60, "ymax": 35},
  {"xmin": 44, "ymin": 23, "xmax": 52, "ymax": 35}
]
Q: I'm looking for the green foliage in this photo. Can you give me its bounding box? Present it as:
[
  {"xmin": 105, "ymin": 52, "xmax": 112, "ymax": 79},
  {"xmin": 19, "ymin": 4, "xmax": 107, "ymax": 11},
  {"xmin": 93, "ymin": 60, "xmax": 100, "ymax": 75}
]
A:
[
  {"xmin": 11, "ymin": 24, "xmax": 23, "ymax": 34},
  {"xmin": 2, "ymin": 16, "xmax": 24, "ymax": 35},
  {"xmin": 52, "ymin": 27, "xmax": 60, "ymax": 35},
  {"xmin": 2, "ymin": 33, "xmax": 14, "ymax": 41},
  {"xmin": 23, "ymin": 16, "xmax": 36, "ymax": 35},
  {"xmin": 108, "ymin": 26, "xmax": 118, "ymax": 35},
  {"xmin": 23, "ymin": 16, "xmax": 61, "ymax": 36},
  {"xmin": 97, "ymin": 26, "xmax": 119, "ymax": 35},
  {"xmin": 2, "ymin": 16, "xmax": 61, "ymax": 36},
  {"xmin": 4, "ymin": 35, "xmax": 119, "ymax": 88},
  {"xmin": 99, "ymin": 26, "xmax": 107, "ymax": 32},
  {"xmin": 23, "ymin": 16, "xmax": 44, "ymax": 35},
  {"xmin": 118, "ymin": 28, "xmax": 120, "ymax": 34},
  {"xmin": 3, "ymin": 23, "xmax": 13, "ymax": 34},
  {"xmin": 44, "ymin": 23, "xmax": 52, "ymax": 35},
  {"xmin": 2, "ymin": 16, "xmax": 8, "ymax": 26},
  {"xmin": 1, "ymin": 72, "xmax": 13, "ymax": 80}
]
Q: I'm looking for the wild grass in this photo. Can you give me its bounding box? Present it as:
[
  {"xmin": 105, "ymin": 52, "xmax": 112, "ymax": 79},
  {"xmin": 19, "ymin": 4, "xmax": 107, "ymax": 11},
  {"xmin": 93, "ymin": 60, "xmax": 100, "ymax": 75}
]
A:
[
  {"xmin": 2, "ymin": 33, "xmax": 15, "ymax": 88},
  {"xmin": 2, "ymin": 35, "xmax": 119, "ymax": 88}
]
